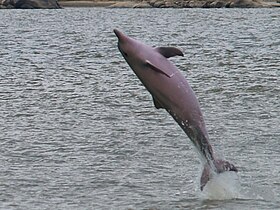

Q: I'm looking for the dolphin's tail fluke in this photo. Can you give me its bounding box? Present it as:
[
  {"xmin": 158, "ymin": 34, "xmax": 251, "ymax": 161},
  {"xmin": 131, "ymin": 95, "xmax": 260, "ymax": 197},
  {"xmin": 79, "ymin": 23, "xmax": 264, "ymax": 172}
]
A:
[{"xmin": 200, "ymin": 159, "xmax": 238, "ymax": 191}]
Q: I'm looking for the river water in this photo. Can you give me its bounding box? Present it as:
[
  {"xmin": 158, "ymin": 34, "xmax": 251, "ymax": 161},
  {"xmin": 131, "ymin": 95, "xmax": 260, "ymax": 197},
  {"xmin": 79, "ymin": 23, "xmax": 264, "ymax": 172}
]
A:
[{"xmin": 0, "ymin": 8, "xmax": 279, "ymax": 209}]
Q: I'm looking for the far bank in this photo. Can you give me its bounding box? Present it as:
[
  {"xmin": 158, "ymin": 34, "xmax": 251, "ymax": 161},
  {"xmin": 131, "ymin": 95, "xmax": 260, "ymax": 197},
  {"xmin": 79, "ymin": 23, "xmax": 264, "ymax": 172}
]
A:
[{"xmin": 59, "ymin": 0, "xmax": 280, "ymax": 8}]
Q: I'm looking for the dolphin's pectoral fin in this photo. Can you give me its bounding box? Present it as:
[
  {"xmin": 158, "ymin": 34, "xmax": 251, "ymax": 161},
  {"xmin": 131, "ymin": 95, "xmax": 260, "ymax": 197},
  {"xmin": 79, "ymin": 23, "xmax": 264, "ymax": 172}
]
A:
[
  {"xmin": 152, "ymin": 96, "xmax": 164, "ymax": 109},
  {"xmin": 146, "ymin": 60, "xmax": 173, "ymax": 78},
  {"xmin": 155, "ymin": 47, "xmax": 184, "ymax": 58}
]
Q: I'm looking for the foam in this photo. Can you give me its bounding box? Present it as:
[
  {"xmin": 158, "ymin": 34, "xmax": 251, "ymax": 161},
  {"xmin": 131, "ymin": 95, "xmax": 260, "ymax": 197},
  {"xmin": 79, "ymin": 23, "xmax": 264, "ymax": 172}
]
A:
[{"xmin": 200, "ymin": 171, "xmax": 241, "ymax": 200}]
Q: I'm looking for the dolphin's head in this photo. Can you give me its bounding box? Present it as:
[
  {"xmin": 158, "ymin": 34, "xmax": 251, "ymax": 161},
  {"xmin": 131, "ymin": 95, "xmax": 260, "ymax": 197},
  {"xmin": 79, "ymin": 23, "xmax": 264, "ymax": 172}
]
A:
[
  {"xmin": 200, "ymin": 159, "xmax": 238, "ymax": 191},
  {"xmin": 114, "ymin": 29, "xmax": 129, "ymax": 54},
  {"xmin": 114, "ymin": 29, "xmax": 155, "ymax": 80},
  {"xmin": 114, "ymin": 29, "xmax": 140, "ymax": 64}
]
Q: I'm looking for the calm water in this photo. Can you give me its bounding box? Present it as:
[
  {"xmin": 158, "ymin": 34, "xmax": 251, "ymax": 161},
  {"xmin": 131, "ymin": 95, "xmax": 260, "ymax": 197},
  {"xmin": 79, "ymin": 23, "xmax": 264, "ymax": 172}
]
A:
[{"xmin": 0, "ymin": 8, "xmax": 279, "ymax": 209}]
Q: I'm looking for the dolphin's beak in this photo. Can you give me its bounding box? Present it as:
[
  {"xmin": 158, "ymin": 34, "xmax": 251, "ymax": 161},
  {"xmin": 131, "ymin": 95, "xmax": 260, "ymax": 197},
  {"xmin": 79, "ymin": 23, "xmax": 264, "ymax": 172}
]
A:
[
  {"xmin": 113, "ymin": 29, "xmax": 121, "ymax": 38},
  {"xmin": 113, "ymin": 29, "xmax": 127, "ymax": 43}
]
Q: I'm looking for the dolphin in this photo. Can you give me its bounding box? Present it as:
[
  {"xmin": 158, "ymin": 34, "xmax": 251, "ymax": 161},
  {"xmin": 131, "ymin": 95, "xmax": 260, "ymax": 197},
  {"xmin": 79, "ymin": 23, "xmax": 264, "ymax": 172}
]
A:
[{"xmin": 114, "ymin": 29, "xmax": 237, "ymax": 191}]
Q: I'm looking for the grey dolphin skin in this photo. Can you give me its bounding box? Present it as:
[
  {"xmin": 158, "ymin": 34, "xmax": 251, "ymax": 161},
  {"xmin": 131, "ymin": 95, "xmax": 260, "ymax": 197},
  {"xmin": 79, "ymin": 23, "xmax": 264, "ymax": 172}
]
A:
[{"xmin": 114, "ymin": 29, "xmax": 237, "ymax": 191}]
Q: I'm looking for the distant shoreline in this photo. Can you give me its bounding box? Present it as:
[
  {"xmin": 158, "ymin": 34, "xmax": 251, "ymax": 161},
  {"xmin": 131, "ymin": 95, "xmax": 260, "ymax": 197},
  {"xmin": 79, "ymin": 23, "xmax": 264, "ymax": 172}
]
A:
[
  {"xmin": 1, "ymin": 0, "xmax": 279, "ymax": 8},
  {"xmin": 59, "ymin": 0, "xmax": 126, "ymax": 7},
  {"xmin": 58, "ymin": 0, "xmax": 280, "ymax": 8}
]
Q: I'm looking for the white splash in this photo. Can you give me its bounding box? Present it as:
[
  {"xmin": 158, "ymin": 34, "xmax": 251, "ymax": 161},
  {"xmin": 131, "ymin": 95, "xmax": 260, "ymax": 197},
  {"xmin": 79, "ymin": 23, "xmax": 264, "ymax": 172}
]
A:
[{"xmin": 200, "ymin": 171, "xmax": 241, "ymax": 200}]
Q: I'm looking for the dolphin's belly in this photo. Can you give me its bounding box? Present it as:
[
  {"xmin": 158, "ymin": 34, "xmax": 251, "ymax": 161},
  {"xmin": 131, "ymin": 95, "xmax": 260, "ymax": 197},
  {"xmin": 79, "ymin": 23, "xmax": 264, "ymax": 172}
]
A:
[
  {"xmin": 151, "ymin": 72, "xmax": 208, "ymax": 136},
  {"xmin": 161, "ymin": 73, "xmax": 201, "ymax": 117}
]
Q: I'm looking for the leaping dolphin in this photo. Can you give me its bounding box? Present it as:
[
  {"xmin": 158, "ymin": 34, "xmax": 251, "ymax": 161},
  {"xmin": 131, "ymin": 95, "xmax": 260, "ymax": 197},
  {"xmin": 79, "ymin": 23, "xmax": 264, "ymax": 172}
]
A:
[{"xmin": 114, "ymin": 29, "xmax": 237, "ymax": 191}]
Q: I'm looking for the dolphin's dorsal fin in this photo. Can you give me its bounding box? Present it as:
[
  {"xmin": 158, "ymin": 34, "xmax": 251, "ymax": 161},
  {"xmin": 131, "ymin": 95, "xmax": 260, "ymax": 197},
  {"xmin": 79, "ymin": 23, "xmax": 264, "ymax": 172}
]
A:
[
  {"xmin": 145, "ymin": 60, "xmax": 173, "ymax": 78},
  {"xmin": 155, "ymin": 47, "xmax": 184, "ymax": 58},
  {"xmin": 153, "ymin": 96, "xmax": 164, "ymax": 109}
]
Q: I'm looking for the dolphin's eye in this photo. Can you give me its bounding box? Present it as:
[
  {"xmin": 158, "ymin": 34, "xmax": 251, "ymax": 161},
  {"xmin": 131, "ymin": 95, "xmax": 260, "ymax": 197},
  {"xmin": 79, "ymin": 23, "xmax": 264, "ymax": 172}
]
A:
[{"xmin": 123, "ymin": 51, "xmax": 128, "ymax": 57}]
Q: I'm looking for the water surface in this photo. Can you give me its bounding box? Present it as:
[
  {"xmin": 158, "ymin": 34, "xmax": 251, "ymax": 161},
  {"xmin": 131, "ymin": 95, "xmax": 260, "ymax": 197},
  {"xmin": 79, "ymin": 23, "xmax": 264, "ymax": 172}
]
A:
[{"xmin": 0, "ymin": 8, "xmax": 279, "ymax": 209}]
